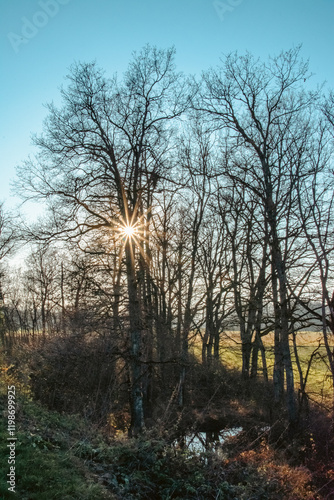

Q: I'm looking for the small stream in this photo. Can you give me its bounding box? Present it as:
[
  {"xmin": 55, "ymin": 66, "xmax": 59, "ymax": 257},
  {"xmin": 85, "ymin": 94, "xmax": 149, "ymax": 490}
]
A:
[{"xmin": 174, "ymin": 427, "xmax": 243, "ymax": 453}]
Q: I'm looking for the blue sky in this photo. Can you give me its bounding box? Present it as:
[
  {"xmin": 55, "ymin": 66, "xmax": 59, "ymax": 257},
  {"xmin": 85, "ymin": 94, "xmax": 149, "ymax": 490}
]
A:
[{"xmin": 1, "ymin": 0, "xmax": 333, "ymax": 215}]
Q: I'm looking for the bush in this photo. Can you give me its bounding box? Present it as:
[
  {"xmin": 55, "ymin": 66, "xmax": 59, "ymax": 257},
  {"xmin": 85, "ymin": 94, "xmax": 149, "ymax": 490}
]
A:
[{"xmin": 26, "ymin": 334, "xmax": 128, "ymax": 424}]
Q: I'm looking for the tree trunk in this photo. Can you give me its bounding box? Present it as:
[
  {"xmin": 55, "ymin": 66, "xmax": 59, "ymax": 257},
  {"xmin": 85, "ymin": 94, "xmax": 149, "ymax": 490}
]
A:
[
  {"xmin": 125, "ymin": 240, "xmax": 145, "ymax": 436},
  {"xmin": 272, "ymin": 260, "xmax": 284, "ymax": 402},
  {"xmin": 250, "ymin": 334, "xmax": 259, "ymax": 378},
  {"xmin": 267, "ymin": 189, "xmax": 296, "ymax": 425}
]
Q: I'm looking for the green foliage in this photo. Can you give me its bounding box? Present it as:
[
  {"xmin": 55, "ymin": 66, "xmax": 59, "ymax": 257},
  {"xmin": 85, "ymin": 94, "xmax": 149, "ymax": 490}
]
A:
[
  {"xmin": 0, "ymin": 431, "xmax": 106, "ymax": 499},
  {"xmin": 85, "ymin": 437, "xmax": 239, "ymax": 499},
  {"xmin": 0, "ymin": 386, "xmax": 113, "ymax": 500},
  {"xmin": 73, "ymin": 435, "xmax": 316, "ymax": 500}
]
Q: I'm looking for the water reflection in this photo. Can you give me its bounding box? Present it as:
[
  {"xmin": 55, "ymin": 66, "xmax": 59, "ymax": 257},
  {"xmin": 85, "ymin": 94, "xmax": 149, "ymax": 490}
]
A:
[{"xmin": 176, "ymin": 427, "xmax": 243, "ymax": 453}]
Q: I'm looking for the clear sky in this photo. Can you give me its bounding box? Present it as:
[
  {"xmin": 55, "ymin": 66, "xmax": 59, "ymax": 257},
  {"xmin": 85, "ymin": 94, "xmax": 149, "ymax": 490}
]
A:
[{"xmin": 1, "ymin": 0, "xmax": 333, "ymax": 214}]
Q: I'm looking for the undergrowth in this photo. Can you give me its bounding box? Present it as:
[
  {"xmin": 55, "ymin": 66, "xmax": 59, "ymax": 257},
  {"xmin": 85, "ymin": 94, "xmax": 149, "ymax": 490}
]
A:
[
  {"xmin": 0, "ymin": 350, "xmax": 331, "ymax": 499},
  {"xmin": 0, "ymin": 353, "xmax": 113, "ymax": 500}
]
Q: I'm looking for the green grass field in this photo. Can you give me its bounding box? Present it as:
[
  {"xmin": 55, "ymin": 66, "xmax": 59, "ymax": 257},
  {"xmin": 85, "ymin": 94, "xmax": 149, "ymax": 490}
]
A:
[{"xmin": 191, "ymin": 331, "xmax": 333, "ymax": 409}]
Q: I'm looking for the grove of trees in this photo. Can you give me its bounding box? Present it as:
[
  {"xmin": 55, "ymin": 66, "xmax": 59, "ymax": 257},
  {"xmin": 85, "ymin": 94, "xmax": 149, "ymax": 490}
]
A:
[{"xmin": 2, "ymin": 45, "xmax": 334, "ymax": 439}]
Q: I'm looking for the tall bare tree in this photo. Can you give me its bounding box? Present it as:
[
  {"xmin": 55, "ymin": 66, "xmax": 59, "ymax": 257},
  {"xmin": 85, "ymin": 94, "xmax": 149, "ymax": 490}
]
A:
[
  {"xmin": 16, "ymin": 45, "xmax": 190, "ymax": 435},
  {"xmin": 196, "ymin": 47, "xmax": 319, "ymax": 425},
  {"xmin": 296, "ymin": 116, "xmax": 334, "ymax": 414}
]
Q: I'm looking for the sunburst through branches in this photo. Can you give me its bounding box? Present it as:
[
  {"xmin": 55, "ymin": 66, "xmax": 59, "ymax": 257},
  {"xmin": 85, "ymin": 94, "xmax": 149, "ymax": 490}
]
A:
[
  {"xmin": 114, "ymin": 212, "xmax": 145, "ymax": 246},
  {"xmin": 110, "ymin": 182, "xmax": 153, "ymax": 269},
  {"xmin": 112, "ymin": 203, "xmax": 152, "ymax": 269}
]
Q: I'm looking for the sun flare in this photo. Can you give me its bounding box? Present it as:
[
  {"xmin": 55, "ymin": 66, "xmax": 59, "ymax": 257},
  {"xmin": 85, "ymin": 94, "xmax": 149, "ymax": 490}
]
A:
[
  {"xmin": 111, "ymin": 208, "xmax": 152, "ymax": 269},
  {"xmin": 122, "ymin": 224, "xmax": 136, "ymax": 238}
]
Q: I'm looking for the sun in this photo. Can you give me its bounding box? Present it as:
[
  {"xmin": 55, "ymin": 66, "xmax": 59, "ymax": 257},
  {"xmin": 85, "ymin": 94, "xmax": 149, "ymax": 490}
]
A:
[
  {"xmin": 122, "ymin": 224, "xmax": 136, "ymax": 239},
  {"xmin": 112, "ymin": 208, "xmax": 151, "ymax": 267}
]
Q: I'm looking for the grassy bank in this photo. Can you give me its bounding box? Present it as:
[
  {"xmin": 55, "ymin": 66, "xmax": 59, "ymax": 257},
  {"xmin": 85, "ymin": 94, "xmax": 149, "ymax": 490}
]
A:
[
  {"xmin": 0, "ymin": 394, "xmax": 319, "ymax": 500},
  {"xmin": 0, "ymin": 351, "xmax": 327, "ymax": 499}
]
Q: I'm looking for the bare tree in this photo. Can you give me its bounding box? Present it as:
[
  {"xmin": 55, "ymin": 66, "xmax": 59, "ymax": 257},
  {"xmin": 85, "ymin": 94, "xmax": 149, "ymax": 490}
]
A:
[
  {"xmin": 215, "ymin": 182, "xmax": 270, "ymax": 379},
  {"xmin": 198, "ymin": 206, "xmax": 233, "ymax": 367},
  {"xmin": 196, "ymin": 47, "xmax": 319, "ymax": 425},
  {"xmin": 296, "ymin": 117, "xmax": 334, "ymax": 414},
  {"xmin": 16, "ymin": 45, "xmax": 190, "ymax": 435},
  {"xmin": 0, "ymin": 203, "xmax": 18, "ymax": 348}
]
